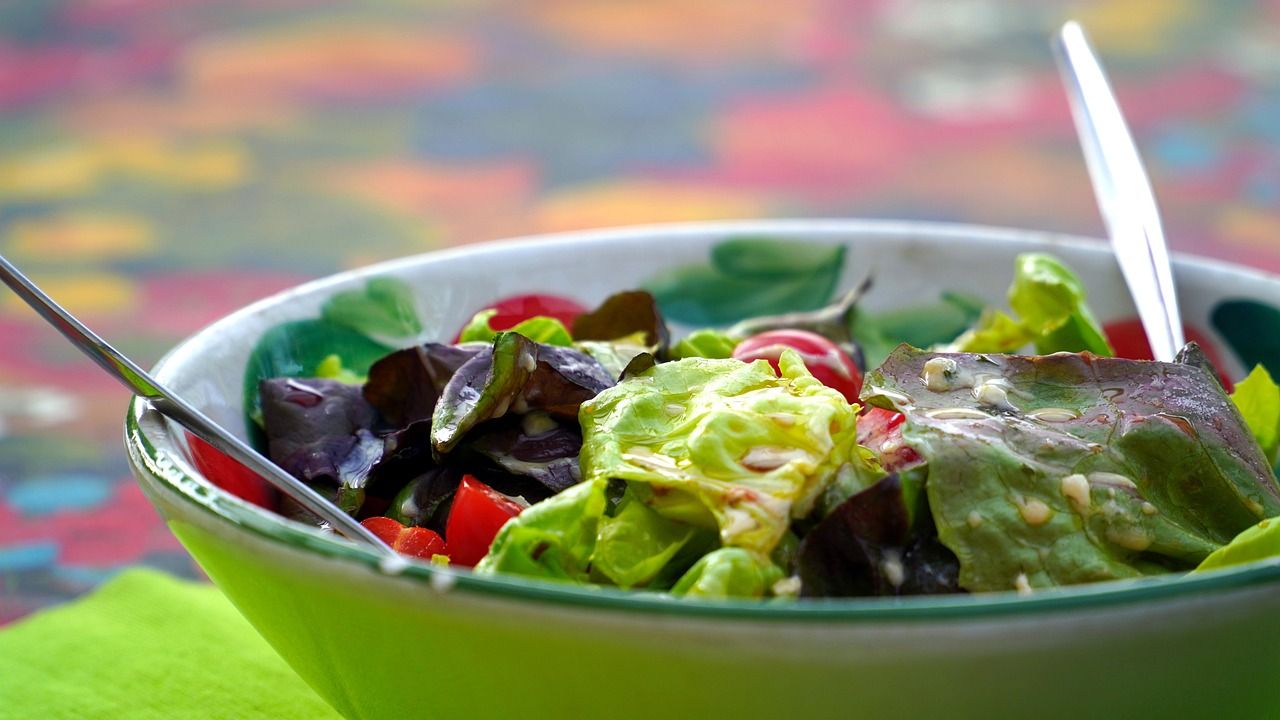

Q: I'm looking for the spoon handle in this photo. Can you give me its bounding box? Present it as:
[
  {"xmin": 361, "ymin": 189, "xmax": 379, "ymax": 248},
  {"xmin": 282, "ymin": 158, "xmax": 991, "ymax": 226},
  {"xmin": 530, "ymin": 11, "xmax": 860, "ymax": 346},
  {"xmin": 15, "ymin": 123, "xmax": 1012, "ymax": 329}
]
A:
[
  {"xmin": 1054, "ymin": 21, "xmax": 1184, "ymax": 363},
  {"xmin": 0, "ymin": 253, "xmax": 398, "ymax": 558}
]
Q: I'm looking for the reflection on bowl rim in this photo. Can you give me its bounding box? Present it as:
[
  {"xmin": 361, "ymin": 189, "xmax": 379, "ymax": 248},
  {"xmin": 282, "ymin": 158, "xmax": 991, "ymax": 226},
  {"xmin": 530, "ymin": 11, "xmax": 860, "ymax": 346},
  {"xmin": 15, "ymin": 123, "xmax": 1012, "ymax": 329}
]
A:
[{"xmin": 125, "ymin": 219, "xmax": 1280, "ymax": 622}]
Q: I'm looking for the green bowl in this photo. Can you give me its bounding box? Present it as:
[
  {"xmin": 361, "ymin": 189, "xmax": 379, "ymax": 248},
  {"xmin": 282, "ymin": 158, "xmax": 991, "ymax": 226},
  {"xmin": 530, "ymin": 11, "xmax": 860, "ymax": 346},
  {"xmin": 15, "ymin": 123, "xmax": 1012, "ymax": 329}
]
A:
[{"xmin": 126, "ymin": 221, "xmax": 1280, "ymax": 719}]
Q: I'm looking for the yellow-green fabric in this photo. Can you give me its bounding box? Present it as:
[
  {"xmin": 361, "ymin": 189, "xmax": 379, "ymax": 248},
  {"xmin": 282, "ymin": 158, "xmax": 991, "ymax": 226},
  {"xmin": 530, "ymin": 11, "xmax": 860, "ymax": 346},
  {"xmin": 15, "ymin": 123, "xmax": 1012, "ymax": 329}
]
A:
[{"xmin": 0, "ymin": 569, "xmax": 339, "ymax": 719}]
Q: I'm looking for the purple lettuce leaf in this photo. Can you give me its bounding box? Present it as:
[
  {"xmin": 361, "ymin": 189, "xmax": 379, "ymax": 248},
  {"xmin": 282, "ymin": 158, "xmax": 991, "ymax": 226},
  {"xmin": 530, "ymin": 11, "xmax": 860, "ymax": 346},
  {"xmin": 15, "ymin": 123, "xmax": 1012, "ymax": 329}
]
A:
[
  {"xmin": 259, "ymin": 377, "xmax": 384, "ymax": 515},
  {"xmin": 797, "ymin": 474, "xmax": 960, "ymax": 597},
  {"xmin": 386, "ymin": 464, "xmax": 464, "ymax": 532},
  {"xmin": 520, "ymin": 343, "xmax": 616, "ymax": 418},
  {"xmin": 465, "ymin": 414, "xmax": 583, "ymax": 494},
  {"xmin": 572, "ymin": 290, "xmax": 670, "ymax": 350},
  {"xmin": 363, "ymin": 343, "xmax": 484, "ymax": 427}
]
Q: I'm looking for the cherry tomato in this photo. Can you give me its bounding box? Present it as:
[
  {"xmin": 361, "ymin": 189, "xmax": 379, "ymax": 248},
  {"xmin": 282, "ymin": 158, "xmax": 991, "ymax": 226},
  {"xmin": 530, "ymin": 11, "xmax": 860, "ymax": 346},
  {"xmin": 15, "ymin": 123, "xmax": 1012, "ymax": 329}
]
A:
[
  {"xmin": 856, "ymin": 407, "xmax": 922, "ymax": 472},
  {"xmin": 360, "ymin": 516, "xmax": 447, "ymax": 560},
  {"xmin": 444, "ymin": 476, "xmax": 524, "ymax": 567},
  {"xmin": 732, "ymin": 330, "xmax": 863, "ymax": 402},
  {"xmin": 1103, "ymin": 319, "xmax": 1231, "ymax": 391},
  {"xmin": 186, "ymin": 432, "xmax": 277, "ymax": 510}
]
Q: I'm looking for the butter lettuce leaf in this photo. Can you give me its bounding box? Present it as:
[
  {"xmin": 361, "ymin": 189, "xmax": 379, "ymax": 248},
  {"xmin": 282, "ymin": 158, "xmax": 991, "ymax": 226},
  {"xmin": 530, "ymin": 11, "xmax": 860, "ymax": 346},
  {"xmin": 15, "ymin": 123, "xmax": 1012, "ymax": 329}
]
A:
[
  {"xmin": 477, "ymin": 478, "xmax": 715, "ymax": 590},
  {"xmin": 459, "ymin": 309, "xmax": 573, "ymax": 347},
  {"xmin": 475, "ymin": 478, "xmax": 608, "ymax": 582},
  {"xmin": 592, "ymin": 488, "xmax": 699, "ymax": 588},
  {"xmin": 1230, "ymin": 364, "xmax": 1280, "ymax": 465},
  {"xmin": 668, "ymin": 328, "xmax": 739, "ymax": 360},
  {"xmin": 955, "ymin": 253, "xmax": 1112, "ymax": 356},
  {"xmin": 671, "ymin": 547, "xmax": 783, "ymax": 599},
  {"xmin": 579, "ymin": 351, "xmax": 860, "ymax": 555},
  {"xmin": 1195, "ymin": 516, "xmax": 1280, "ymax": 572},
  {"xmin": 504, "ymin": 317, "xmax": 573, "ymax": 347},
  {"xmin": 574, "ymin": 333, "xmax": 651, "ymax": 380},
  {"xmin": 863, "ymin": 346, "xmax": 1280, "ymax": 592}
]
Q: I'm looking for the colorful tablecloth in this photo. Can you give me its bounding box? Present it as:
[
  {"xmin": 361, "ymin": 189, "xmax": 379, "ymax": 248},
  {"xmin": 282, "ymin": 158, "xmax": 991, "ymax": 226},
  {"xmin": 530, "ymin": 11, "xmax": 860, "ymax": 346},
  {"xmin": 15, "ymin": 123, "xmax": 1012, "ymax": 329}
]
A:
[{"xmin": 2, "ymin": 0, "xmax": 1279, "ymax": 624}]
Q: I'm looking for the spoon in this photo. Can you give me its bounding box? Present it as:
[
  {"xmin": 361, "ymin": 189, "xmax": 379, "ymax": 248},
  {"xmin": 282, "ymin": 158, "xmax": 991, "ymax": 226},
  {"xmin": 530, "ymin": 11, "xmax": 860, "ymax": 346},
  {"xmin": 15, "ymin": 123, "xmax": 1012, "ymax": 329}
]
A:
[
  {"xmin": 1053, "ymin": 20, "xmax": 1185, "ymax": 362},
  {"xmin": 0, "ymin": 254, "xmax": 399, "ymax": 560}
]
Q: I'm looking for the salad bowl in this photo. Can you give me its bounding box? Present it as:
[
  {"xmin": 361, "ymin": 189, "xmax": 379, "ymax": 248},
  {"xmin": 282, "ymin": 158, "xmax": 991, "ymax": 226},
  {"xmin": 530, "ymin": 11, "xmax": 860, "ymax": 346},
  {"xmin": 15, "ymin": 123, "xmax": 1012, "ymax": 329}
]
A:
[{"xmin": 126, "ymin": 220, "xmax": 1280, "ymax": 720}]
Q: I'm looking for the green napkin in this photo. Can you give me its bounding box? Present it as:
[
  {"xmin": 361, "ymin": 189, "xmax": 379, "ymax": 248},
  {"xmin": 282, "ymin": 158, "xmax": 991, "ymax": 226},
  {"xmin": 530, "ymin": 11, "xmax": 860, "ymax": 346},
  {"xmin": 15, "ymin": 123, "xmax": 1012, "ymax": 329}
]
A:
[{"xmin": 0, "ymin": 568, "xmax": 341, "ymax": 720}]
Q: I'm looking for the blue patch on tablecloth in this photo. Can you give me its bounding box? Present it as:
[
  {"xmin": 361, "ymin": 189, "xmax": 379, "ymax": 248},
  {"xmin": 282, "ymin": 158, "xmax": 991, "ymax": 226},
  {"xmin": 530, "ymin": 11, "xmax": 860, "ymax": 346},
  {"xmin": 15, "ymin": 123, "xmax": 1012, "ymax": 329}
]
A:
[{"xmin": 8, "ymin": 473, "xmax": 112, "ymax": 516}]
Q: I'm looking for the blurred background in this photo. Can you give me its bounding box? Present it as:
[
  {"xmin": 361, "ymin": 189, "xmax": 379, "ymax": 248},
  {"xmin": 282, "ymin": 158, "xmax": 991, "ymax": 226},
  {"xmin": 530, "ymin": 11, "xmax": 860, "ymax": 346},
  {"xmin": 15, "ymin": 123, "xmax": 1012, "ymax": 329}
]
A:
[{"xmin": 1, "ymin": 0, "xmax": 1278, "ymax": 623}]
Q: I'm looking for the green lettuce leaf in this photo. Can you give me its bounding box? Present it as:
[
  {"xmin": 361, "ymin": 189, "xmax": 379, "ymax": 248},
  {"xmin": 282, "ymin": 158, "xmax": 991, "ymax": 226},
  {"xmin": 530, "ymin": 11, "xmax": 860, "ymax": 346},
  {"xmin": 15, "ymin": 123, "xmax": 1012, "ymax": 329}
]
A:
[
  {"xmin": 579, "ymin": 351, "xmax": 860, "ymax": 555},
  {"xmin": 458, "ymin": 309, "xmax": 574, "ymax": 347},
  {"xmin": 1230, "ymin": 364, "xmax": 1280, "ymax": 464},
  {"xmin": 671, "ymin": 547, "xmax": 784, "ymax": 599},
  {"xmin": 954, "ymin": 253, "xmax": 1112, "ymax": 356},
  {"xmin": 863, "ymin": 346, "xmax": 1280, "ymax": 592},
  {"xmin": 1195, "ymin": 516, "xmax": 1280, "ymax": 572},
  {"xmin": 475, "ymin": 478, "xmax": 608, "ymax": 582},
  {"xmin": 431, "ymin": 337, "xmax": 532, "ymax": 453}
]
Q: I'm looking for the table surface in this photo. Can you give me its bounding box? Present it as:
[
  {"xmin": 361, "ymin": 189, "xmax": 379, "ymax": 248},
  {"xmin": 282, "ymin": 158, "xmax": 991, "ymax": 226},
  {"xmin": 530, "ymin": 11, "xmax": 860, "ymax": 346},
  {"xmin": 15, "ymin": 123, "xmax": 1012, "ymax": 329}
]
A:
[{"xmin": 2, "ymin": 0, "xmax": 1279, "ymax": 624}]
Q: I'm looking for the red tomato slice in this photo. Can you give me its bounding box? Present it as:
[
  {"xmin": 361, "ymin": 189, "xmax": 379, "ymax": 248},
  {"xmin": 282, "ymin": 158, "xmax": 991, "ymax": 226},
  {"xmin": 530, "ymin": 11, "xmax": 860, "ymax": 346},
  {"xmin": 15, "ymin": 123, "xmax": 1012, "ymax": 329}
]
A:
[
  {"xmin": 186, "ymin": 432, "xmax": 277, "ymax": 510},
  {"xmin": 488, "ymin": 293, "xmax": 586, "ymax": 330},
  {"xmin": 395, "ymin": 527, "xmax": 449, "ymax": 559},
  {"xmin": 444, "ymin": 476, "xmax": 524, "ymax": 567},
  {"xmin": 732, "ymin": 329, "xmax": 863, "ymax": 403},
  {"xmin": 360, "ymin": 516, "xmax": 406, "ymax": 546},
  {"xmin": 1103, "ymin": 319, "xmax": 1231, "ymax": 391},
  {"xmin": 856, "ymin": 407, "xmax": 922, "ymax": 472},
  {"xmin": 360, "ymin": 516, "xmax": 447, "ymax": 560},
  {"xmin": 455, "ymin": 293, "xmax": 587, "ymax": 341}
]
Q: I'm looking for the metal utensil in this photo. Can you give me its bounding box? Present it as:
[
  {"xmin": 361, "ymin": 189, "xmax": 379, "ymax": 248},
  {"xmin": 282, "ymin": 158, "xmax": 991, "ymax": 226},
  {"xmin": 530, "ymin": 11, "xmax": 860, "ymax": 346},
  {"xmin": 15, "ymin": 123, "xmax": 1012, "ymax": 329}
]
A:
[
  {"xmin": 1053, "ymin": 20, "xmax": 1185, "ymax": 362},
  {"xmin": 0, "ymin": 253, "xmax": 398, "ymax": 559}
]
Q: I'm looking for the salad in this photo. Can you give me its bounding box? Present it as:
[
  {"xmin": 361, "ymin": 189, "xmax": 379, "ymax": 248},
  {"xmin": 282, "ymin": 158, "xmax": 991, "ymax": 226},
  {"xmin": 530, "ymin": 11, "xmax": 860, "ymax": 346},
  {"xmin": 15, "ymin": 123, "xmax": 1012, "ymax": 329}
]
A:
[{"xmin": 213, "ymin": 252, "xmax": 1280, "ymax": 600}]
